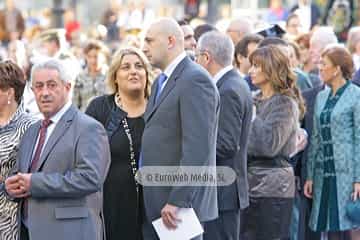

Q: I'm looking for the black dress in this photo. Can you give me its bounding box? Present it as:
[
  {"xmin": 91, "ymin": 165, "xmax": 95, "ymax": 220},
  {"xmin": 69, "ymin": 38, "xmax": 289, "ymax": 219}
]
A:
[{"xmin": 86, "ymin": 94, "xmax": 144, "ymax": 240}]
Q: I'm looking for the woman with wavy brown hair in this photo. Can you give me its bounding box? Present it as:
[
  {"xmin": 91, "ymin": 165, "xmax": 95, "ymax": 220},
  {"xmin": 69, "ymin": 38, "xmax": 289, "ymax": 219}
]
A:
[
  {"xmin": 241, "ymin": 45, "xmax": 306, "ymax": 240},
  {"xmin": 86, "ymin": 46, "xmax": 152, "ymax": 240}
]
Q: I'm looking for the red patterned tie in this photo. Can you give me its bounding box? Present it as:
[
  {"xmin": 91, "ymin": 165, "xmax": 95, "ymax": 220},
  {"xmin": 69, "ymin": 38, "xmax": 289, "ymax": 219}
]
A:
[
  {"xmin": 23, "ymin": 119, "xmax": 52, "ymax": 221},
  {"xmin": 29, "ymin": 119, "xmax": 52, "ymax": 172}
]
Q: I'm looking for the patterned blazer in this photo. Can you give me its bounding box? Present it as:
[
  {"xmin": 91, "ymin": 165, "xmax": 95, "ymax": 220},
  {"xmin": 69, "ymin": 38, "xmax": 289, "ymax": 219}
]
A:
[{"xmin": 307, "ymin": 82, "xmax": 360, "ymax": 230}]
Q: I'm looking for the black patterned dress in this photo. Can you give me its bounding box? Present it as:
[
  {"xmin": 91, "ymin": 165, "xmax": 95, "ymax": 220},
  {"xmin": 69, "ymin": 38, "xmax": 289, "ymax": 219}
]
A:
[{"xmin": 0, "ymin": 105, "xmax": 34, "ymax": 240}]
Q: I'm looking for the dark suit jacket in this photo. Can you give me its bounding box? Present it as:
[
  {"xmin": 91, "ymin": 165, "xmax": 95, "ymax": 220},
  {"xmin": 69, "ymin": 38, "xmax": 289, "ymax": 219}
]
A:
[
  {"xmin": 141, "ymin": 56, "xmax": 220, "ymax": 222},
  {"xmin": 296, "ymin": 84, "xmax": 325, "ymax": 186},
  {"xmin": 244, "ymin": 75, "xmax": 258, "ymax": 91},
  {"xmin": 295, "ymin": 84, "xmax": 326, "ymax": 240},
  {"xmin": 352, "ymin": 68, "xmax": 360, "ymax": 87},
  {"xmin": 216, "ymin": 69, "xmax": 252, "ymax": 210}
]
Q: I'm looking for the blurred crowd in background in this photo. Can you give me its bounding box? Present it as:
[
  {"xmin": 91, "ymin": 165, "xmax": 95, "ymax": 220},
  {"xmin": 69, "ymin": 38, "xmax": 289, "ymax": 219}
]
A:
[
  {"xmin": 1, "ymin": 1, "xmax": 360, "ymax": 239},
  {"xmin": 0, "ymin": 0, "xmax": 360, "ymax": 123},
  {"xmin": 0, "ymin": 0, "xmax": 358, "ymax": 77}
]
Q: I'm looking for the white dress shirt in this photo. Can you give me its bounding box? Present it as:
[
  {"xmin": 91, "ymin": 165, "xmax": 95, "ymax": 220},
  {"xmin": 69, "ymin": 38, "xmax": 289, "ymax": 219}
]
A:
[
  {"xmin": 213, "ymin": 65, "xmax": 233, "ymax": 85},
  {"xmin": 161, "ymin": 52, "xmax": 187, "ymax": 91},
  {"xmin": 31, "ymin": 101, "xmax": 72, "ymax": 161}
]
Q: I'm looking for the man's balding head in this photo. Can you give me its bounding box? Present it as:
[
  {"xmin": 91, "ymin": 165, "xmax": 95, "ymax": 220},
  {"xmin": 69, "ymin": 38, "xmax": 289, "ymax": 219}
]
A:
[
  {"xmin": 150, "ymin": 18, "xmax": 184, "ymax": 48},
  {"xmin": 226, "ymin": 18, "xmax": 253, "ymax": 44},
  {"xmin": 143, "ymin": 18, "xmax": 185, "ymax": 70}
]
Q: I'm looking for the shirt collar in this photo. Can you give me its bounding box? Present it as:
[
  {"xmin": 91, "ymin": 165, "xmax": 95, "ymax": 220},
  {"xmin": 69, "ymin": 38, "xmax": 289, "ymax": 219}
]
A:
[
  {"xmin": 163, "ymin": 52, "xmax": 187, "ymax": 78},
  {"xmin": 44, "ymin": 101, "xmax": 72, "ymax": 124},
  {"xmin": 213, "ymin": 65, "xmax": 233, "ymax": 85}
]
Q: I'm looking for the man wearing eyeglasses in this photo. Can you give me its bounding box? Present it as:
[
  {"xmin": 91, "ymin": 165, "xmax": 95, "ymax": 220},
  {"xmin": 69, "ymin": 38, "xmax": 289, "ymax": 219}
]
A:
[{"xmin": 196, "ymin": 31, "xmax": 253, "ymax": 240}]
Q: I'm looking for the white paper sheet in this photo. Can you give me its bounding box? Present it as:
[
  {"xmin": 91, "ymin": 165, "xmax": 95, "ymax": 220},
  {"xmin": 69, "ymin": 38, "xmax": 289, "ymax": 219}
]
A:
[{"xmin": 152, "ymin": 208, "xmax": 204, "ymax": 240}]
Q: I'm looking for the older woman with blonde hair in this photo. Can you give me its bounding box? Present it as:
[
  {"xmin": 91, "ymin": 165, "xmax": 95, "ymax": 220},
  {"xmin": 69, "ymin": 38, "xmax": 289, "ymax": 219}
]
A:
[
  {"xmin": 241, "ymin": 45, "xmax": 306, "ymax": 240},
  {"xmin": 86, "ymin": 46, "xmax": 152, "ymax": 240}
]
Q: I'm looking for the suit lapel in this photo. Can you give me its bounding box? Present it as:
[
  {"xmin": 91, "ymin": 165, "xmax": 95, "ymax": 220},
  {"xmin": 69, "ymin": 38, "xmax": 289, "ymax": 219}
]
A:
[
  {"xmin": 147, "ymin": 75, "xmax": 176, "ymax": 118},
  {"xmin": 34, "ymin": 106, "xmax": 77, "ymax": 172},
  {"xmin": 144, "ymin": 76, "xmax": 160, "ymax": 121},
  {"xmin": 24, "ymin": 122, "xmax": 41, "ymax": 172},
  {"xmin": 145, "ymin": 57, "xmax": 189, "ymax": 123}
]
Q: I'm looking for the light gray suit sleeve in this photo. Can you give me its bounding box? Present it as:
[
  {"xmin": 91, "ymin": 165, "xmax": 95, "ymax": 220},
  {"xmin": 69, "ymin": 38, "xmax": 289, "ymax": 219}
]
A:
[
  {"xmin": 29, "ymin": 122, "xmax": 111, "ymax": 198},
  {"xmin": 167, "ymin": 72, "xmax": 219, "ymax": 207}
]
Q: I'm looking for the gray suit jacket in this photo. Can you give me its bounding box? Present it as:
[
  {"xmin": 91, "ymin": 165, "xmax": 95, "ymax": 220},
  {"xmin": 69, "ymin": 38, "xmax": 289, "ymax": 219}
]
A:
[
  {"xmin": 216, "ymin": 69, "xmax": 252, "ymax": 210},
  {"xmin": 141, "ymin": 56, "xmax": 220, "ymax": 222},
  {"xmin": 15, "ymin": 106, "xmax": 111, "ymax": 240}
]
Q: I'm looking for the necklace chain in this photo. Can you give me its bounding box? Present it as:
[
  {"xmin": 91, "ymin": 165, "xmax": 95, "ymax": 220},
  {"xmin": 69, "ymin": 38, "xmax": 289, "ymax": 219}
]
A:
[
  {"xmin": 114, "ymin": 93, "xmax": 139, "ymax": 193},
  {"xmin": 115, "ymin": 93, "xmax": 123, "ymax": 109}
]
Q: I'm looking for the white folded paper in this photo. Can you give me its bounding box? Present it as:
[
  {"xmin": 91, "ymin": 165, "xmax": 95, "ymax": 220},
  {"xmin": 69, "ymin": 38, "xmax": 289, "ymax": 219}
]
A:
[{"xmin": 152, "ymin": 208, "xmax": 204, "ymax": 240}]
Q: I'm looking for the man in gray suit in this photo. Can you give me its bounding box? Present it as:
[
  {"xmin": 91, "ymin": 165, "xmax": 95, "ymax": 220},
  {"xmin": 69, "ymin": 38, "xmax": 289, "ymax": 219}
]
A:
[
  {"xmin": 141, "ymin": 18, "xmax": 220, "ymax": 240},
  {"xmin": 196, "ymin": 31, "xmax": 252, "ymax": 240},
  {"xmin": 5, "ymin": 59, "xmax": 111, "ymax": 240}
]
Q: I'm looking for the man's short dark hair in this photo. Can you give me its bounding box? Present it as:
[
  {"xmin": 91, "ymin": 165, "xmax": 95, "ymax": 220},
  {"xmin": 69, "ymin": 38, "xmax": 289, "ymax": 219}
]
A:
[
  {"xmin": 177, "ymin": 19, "xmax": 189, "ymax": 26},
  {"xmin": 194, "ymin": 24, "xmax": 217, "ymax": 41},
  {"xmin": 235, "ymin": 34, "xmax": 264, "ymax": 58},
  {"xmin": 258, "ymin": 37, "xmax": 288, "ymax": 48}
]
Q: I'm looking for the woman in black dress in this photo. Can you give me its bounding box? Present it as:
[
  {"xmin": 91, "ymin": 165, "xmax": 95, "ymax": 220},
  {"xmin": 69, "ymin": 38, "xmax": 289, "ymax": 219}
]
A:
[{"xmin": 86, "ymin": 47, "xmax": 152, "ymax": 240}]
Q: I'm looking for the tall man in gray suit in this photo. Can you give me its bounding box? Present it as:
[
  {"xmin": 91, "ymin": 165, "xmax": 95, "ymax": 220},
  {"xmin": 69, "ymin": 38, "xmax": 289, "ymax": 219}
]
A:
[
  {"xmin": 5, "ymin": 59, "xmax": 111, "ymax": 240},
  {"xmin": 141, "ymin": 18, "xmax": 220, "ymax": 240},
  {"xmin": 196, "ymin": 31, "xmax": 252, "ymax": 240}
]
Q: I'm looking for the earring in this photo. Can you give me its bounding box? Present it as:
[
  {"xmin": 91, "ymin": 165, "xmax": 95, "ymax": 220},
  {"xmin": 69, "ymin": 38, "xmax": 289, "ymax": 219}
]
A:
[{"xmin": 7, "ymin": 99, "xmax": 11, "ymax": 105}]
